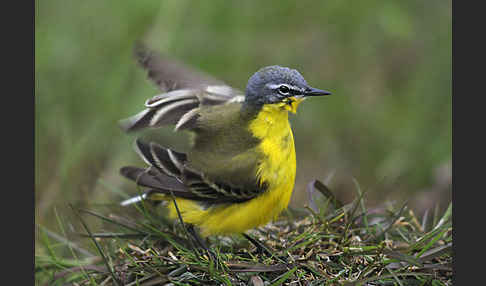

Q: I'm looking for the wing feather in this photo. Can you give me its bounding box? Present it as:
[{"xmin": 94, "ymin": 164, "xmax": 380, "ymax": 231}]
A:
[
  {"xmin": 120, "ymin": 139, "xmax": 265, "ymax": 206},
  {"xmin": 120, "ymin": 85, "xmax": 243, "ymax": 132},
  {"xmin": 134, "ymin": 42, "xmax": 224, "ymax": 92},
  {"xmin": 120, "ymin": 45, "xmax": 244, "ymax": 133},
  {"xmin": 120, "ymin": 45, "xmax": 262, "ymax": 207}
]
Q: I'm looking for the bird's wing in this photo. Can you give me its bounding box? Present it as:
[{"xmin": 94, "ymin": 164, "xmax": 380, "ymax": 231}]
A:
[
  {"xmin": 120, "ymin": 44, "xmax": 245, "ymax": 132},
  {"xmin": 120, "ymin": 139, "xmax": 265, "ymax": 206},
  {"xmin": 134, "ymin": 42, "xmax": 225, "ymax": 92}
]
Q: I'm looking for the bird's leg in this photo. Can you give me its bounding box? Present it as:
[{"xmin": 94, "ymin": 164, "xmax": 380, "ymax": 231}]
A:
[
  {"xmin": 243, "ymin": 233, "xmax": 288, "ymax": 263},
  {"xmin": 169, "ymin": 196, "xmax": 216, "ymax": 261},
  {"xmin": 242, "ymin": 233, "xmax": 274, "ymax": 257},
  {"xmin": 187, "ymin": 225, "xmax": 217, "ymax": 261},
  {"xmin": 186, "ymin": 225, "xmax": 207, "ymax": 249}
]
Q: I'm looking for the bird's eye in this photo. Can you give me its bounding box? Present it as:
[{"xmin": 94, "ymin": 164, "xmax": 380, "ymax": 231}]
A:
[{"xmin": 278, "ymin": 85, "xmax": 290, "ymax": 95}]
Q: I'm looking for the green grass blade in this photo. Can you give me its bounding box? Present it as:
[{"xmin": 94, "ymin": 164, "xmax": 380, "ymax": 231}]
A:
[{"xmin": 269, "ymin": 266, "xmax": 298, "ymax": 286}]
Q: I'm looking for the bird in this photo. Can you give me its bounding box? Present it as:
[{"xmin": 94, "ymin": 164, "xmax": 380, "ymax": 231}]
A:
[{"xmin": 119, "ymin": 44, "xmax": 331, "ymax": 238}]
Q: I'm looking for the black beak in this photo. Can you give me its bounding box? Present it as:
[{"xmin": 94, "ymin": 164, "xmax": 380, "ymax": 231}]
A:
[{"xmin": 303, "ymin": 87, "xmax": 332, "ymax": 97}]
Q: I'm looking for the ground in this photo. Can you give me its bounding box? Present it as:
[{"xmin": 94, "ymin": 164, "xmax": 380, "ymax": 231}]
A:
[{"xmin": 35, "ymin": 180, "xmax": 452, "ymax": 286}]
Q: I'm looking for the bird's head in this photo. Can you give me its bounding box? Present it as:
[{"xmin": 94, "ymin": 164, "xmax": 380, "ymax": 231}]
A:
[{"xmin": 244, "ymin": 65, "xmax": 331, "ymax": 113}]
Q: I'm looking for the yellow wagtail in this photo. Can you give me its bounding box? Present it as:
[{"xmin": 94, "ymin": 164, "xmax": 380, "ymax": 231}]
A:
[{"xmin": 119, "ymin": 45, "xmax": 331, "ymax": 238}]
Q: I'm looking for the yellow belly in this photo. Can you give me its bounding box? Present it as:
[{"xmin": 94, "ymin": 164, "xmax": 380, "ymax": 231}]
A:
[{"xmin": 167, "ymin": 104, "xmax": 296, "ymax": 236}]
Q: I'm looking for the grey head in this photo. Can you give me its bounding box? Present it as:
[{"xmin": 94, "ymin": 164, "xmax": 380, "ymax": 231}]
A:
[{"xmin": 244, "ymin": 65, "xmax": 331, "ymax": 106}]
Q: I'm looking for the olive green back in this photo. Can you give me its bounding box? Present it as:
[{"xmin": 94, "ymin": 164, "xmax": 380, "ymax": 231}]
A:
[{"xmin": 187, "ymin": 102, "xmax": 263, "ymax": 189}]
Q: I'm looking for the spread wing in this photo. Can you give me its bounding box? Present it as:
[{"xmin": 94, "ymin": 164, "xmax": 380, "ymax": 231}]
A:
[
  {"xmin": 134, "ymin": 42, "xmax": 224, "ymax": 92},
  {"xmin": 120, "ymin": 44, "xmax": 245, "ymax": 132},
  {"xmin": 120, "ymin": 139, "xmax": 265, "ymax": 206},
  {"xmin": 119, "ymin": 45, "xmax": 264, "ymax": 207}
]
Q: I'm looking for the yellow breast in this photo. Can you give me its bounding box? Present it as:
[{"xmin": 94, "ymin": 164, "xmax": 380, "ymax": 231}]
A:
[
  {"xmin": 167, "ymin": 104, "xmax": 297, "ymax": 236},
  {"xmin": 247, "ymin": 104, "xmax": 297, "ymax": 222},
  {"xmin": 250, "ymin": 104, "xmax": 296, "ymax": 200}
]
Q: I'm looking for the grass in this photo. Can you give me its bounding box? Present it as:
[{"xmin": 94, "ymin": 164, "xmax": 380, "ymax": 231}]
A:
[{"xmin": 35, "ymin": 179, "xmax": 452, "ymax": 285}]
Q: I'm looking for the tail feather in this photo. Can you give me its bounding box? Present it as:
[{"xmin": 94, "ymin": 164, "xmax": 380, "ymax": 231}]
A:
[
  {"xmin": 120, "ymin": 193, "xmax": 147, "ymax": 206},
  {"xmin": 120, "ymin": 167, "xmax": 208, "ymax": 201},
  {"xmin": 120, "ymin": 166, "xmax": 222, "ymax": 204},
  {"xmin": 119, "ymin": 166, "xmax": 184, "ymax": 191}
]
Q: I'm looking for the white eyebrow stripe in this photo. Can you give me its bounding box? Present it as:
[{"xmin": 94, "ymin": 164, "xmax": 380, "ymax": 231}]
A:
[
  {"xmin": 267, "ymin": 83, "xmax": 305, "ymax": 93},
  {"xmin": 268, "ymin": 83, "xmax": 289, "ymax": 89}
]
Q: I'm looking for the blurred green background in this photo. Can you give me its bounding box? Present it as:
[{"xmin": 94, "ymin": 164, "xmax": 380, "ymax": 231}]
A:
[{"xmin": 35, "ymin": 0, "xmax": 451, "ymax": 246}]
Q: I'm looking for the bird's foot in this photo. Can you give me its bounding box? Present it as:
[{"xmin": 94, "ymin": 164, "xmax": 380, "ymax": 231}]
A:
[
  {"xmin": 243, "ymin": 233, "xmax": 288, "ymax": 264},
  {"xmin": 187, "ymin": 225, "xmax": 221, "ymax": 265}
]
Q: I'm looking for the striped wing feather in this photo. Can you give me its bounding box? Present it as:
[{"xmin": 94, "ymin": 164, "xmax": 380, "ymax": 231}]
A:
[
  {"xmin": 119, "ymin": 85, "xmax": 244, "ymax": 133},
  {"xmin": 121, "ymin": 44, "xmax": 244, "ymax": 132},
  {"xmin": 120, "ymin": 139, "xmax": 260, "ymax": 206}
]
